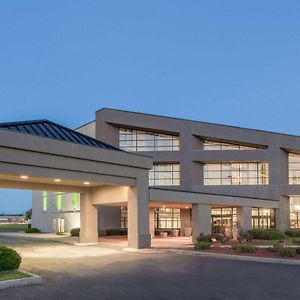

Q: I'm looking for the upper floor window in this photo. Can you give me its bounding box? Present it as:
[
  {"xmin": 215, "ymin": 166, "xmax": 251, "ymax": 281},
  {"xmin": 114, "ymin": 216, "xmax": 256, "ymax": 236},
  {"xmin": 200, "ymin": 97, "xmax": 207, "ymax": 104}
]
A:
[
  {"xmin": 119, "ymin": 128, "xmax": 179, "ymax": 152},
  {"xmin": 289, "ymin": 154, "xmax": 300, "ymax": 184},
  {"xmin": 203, "ymin": 140, "xmax": 260, "ymax": 151},
  {"xmin": 203, "ymin": 162, "xmax": 269, "ymax": 185},
  {"xmin": 149, "ymin": 163, "xmax": 180, "ymax": 186}
]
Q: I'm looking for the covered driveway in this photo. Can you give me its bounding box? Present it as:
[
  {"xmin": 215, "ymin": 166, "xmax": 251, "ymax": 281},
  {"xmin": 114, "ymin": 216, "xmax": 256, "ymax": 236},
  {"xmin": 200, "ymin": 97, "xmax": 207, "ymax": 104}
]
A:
[{"xmin": 0, "ymin": 120, "xmax": 153, "ymax": 249}]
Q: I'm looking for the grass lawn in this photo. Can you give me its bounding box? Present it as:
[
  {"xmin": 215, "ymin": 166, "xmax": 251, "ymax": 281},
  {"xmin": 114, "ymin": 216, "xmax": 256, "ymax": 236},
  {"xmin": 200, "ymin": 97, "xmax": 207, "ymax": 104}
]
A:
[
  {"xmin": 0, "ymin": 270, "xmax": 31, "ymax": 281},
  {"xmin": 0, "ymin": 224, "xmax": 28, "ymax": 232}
]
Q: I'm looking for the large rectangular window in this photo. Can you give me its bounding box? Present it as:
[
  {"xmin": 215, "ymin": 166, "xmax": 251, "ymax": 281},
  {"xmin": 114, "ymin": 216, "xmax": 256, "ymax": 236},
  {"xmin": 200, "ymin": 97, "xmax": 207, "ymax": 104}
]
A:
[
  {"xmin": 252, "ymin": 208, "xmax": 276, "ymax": 229},
  {"xmin": 204, "ymin": 162, "xmax": 269, "ymax": 185},
  {"xmin": 289, "ymin": 154, "xmax": 300, "ymax": 184},
  {"xmin": 211, "ymin": 207, "xmax": 237, "ymax": 234},
  {"xmin": 203, "ymin": 140, "xmax": 261, "ymax": 151},
  {"xmin": 155, "ymin": 208, "xmax": 181, "ymax": 229},
  {"xmin": 149, "ymin": 164, "xmax": 180, "ymax": 186},
  {"xmin": 290, "ymin": 196, "xmax": 300, "ymax": 229},
  {"xmin": 119, "ymin": 128, "xmax": 180, "ymax": 152}
]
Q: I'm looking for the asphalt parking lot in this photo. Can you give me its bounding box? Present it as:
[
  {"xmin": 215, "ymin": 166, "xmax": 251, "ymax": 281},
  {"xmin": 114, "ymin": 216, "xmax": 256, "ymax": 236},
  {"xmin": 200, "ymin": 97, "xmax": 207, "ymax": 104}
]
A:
[{"xmin": 0, "ymin": 234, "xmax": 300, "ymax": 300}]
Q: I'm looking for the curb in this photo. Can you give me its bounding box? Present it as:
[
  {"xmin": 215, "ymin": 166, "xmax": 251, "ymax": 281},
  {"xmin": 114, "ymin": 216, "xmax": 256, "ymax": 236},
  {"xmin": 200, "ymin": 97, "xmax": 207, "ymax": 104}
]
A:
[
  {"xmin": 135, "ymin": 248, "xmax": 300, "ymax": 266},
  {"xmin": 0, "ymin": 270, "xmax": 43, "ymax": 290}
]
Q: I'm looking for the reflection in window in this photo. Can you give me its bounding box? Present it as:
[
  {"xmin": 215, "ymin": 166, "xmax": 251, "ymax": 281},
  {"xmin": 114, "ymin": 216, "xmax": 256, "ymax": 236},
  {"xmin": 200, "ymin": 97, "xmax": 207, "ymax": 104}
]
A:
[
  {"xmin": 149, "ymin": 164, "xmax": 180, "ymax": 186},
  {"xmin": 290, "ymin": 197, "xmax": 300, "ymax": 229},
  {"xmin": 252, "ymin": 208, "xmax": 276, "ymax": 229},
  {"xmin": 204, "ymin": 162, "xmax": 269, "ymax": 185},
  {"xmin": 289, "ymin": 154, "xmax": 300, "ymax": 184},
  {"xmin": 119, "ymin": 128, "xmax": 179, "ymax": 151},
  {"xmin": 155, "ymin": 208, "xmax": 181, "ymax": 229},
  {"xmin": 203, "ymin": 140, "xmax": 261, "ymax": 151}
]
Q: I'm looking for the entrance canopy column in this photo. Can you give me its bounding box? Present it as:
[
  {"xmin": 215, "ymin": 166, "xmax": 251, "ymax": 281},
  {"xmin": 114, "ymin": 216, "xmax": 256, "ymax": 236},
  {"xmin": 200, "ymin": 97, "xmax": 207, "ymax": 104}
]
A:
[
  {"xmin": 192, "ymin": 204, "xmax": 211, "ymax": 242},
  {"xmin": 237, "ymin": 206, "xmax": 252, "ymax": 233},
  {"xmin": 80, "ymin": 190, "xmax": 98, "ymax": 244},
  {"xmin": 128, "ymin": 176, "xmax": 151, "ymax": 249}
]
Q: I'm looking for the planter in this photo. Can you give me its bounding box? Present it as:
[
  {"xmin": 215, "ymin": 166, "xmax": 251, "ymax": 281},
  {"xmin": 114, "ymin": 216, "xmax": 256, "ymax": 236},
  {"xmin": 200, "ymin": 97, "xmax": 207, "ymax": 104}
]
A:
[
  {"xmin": 160, "ymin": 232, "xmax": 168, "ymax": 238},
  {"xmin": 171, "ymin": 229, "xmax": 179, "ymax": 237},
  {"xmin": 184, "ymin": 227, "xmax": 192, "ymax": 237}
]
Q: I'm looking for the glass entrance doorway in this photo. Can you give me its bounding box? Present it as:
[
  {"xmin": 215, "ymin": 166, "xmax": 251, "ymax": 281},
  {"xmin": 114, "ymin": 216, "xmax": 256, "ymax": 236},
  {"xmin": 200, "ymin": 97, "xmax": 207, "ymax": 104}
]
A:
[{"xmin": 211, "ymin": 207, "xmax": 237, "ymax": 234}]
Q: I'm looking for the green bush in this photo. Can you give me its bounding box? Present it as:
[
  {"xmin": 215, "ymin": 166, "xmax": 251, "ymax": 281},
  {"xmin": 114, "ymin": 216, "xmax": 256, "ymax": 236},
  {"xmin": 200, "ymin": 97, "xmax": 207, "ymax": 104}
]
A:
[
  {"xmin": 295, "ymin": 248, "xmax": 300, "ymax": 254},
  {"xmin": 98, "ymin": 230, "xmax": 107, "ymax": 237},
  {"xmin": 194, "ymin": 242, "xmax": 211, "ymax": 250},
  {"xmin": 278, "ymin": 247, "xmax": 297, "ymax": 257},
  {"xmin": 286, "ymin": 230, "xmax": 300, "ymax": 238},
  {"xmin": 248, "ymin": 228, "xmax": 285, "ymax": 240},
  {"xmin": 106, "ymin": 229, "xmax": 122, "ymax": 236},
  {"xmin": 0, "ymin": 246, "xmax": 22, "ymax": 271},
  {"xmin": 232, "ymin": 244, "xmax": 256, "ymax": 253},
  {"xmin": 195, "ymin": 233, "xmax": 211, "ymax": 243},
  {"xmin": 25, "ymin": 227, "xmax": 41, "ymax": 234},
  {"xmin": 70, "ymin": 228, "xmax": 80, "ymax": 236},
  {"xmin": 120, "ymin": 228, "xmax": 127, "ymax": 236}
]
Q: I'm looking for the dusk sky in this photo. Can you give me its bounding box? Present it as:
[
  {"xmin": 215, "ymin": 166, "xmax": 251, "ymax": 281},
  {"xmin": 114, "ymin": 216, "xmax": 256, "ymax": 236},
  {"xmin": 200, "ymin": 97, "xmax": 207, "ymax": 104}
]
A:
[{"xmin": 1, "ymin": 1, "xmax": 300, "ymax": 213}]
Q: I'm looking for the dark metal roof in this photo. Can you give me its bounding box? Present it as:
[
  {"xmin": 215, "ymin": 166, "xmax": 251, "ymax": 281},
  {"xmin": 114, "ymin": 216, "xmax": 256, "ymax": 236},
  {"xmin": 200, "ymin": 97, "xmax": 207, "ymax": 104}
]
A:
[{"xmin": 0, "ymin": 119, "xmax": 121, "ymax": 151}]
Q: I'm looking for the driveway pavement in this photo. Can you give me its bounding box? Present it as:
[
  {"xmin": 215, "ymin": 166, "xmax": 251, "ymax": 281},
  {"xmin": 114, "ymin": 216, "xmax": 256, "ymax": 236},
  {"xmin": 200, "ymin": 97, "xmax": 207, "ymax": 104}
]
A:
[{"xmin": 0, "ymin": 234, "xmax": 300, "ymax": 300}]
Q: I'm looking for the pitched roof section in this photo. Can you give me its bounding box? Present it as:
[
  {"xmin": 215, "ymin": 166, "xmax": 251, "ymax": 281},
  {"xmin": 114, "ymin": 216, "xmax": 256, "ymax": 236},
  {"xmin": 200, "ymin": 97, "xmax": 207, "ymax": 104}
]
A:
[{"xmin": 0, "ymin": 120, "xmax": 121, "ymax": 151}]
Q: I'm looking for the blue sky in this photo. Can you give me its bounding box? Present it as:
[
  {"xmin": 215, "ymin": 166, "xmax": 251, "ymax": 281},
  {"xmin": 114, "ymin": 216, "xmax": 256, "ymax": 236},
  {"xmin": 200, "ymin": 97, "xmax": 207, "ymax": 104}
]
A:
[{"xmin": 1, "ymin": 1, "xmax": 300, "ymax": 213}]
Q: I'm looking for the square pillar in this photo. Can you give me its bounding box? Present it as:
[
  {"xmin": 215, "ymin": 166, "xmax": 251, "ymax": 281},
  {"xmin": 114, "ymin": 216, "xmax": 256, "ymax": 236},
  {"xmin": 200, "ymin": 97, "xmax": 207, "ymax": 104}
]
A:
[
  {"xmin": 79, "ymin": 190, "xmax": 98, "ymax": 244},
  {"xmin": 276, "ymin": 196, "xmax": 289, "ymax": 232},
  {"xmin": 180, "ymin": 208, "xmax": 192, "ymax": 236},
  {"xmin": 237, "ymin": 206, "xmax": 252, "ymax": 233},
  {"xmin": 127, "ymin": 177, "xmax": 151, "ymax": 249},
  {"xmin": 192, "ymin": 204, "xmax": 211, "ymax": 242},
  {"xmin": 149, "ymin": 208, "xmax": 155, "ymax": 238}
]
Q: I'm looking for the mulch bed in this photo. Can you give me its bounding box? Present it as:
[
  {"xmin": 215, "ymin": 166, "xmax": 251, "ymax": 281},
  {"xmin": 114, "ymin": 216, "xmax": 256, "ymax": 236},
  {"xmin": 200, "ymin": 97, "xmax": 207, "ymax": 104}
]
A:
[{"xmin": 201, "ymin": 247, "xmax": 300, "ymax": 260}]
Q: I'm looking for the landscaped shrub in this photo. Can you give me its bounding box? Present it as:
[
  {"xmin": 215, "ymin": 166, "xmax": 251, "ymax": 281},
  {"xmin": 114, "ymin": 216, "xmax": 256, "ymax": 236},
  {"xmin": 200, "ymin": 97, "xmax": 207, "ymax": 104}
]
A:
[
  {"xmin": 194, "ymin": 242, "xmax": 210, "ymax": 250},
  {"xmin": 232, "ymin": 244, "xmax": 256, "ymax": 253},
  {"xmin": 0, "ymin": 246, "xmax": 22, "ymax": 271},
  {"xmin": 285, "ymin": 230, "xmax": 300, "ymax": 238},
  {"xmin": 120, "ymin": 228, "xmax": 127, "ymax": 236},
  {"xmin": 278, "ymin": 247, "xmax": 297, "ymax": 257},
  {"xmin": 98, "ymin": 230, "xmax": 107, "ymax": 237},
  {"xmin": 106, "ymin": 229, "xmax": 122, "ymax": 236},
  {"xmin": 70, "ymin": 228, "xmax": 80, "ymax": 236},
  {"xmin": 25, "ymin": 227, "xmax": 41, "ymax": 234},
  {"xmin": 295, "ymin": 248, "xmax": 300, "ymax": 254},
  {"xmin": 248, "ymin": 228, "xmax": 285, "ymax": 240},
  {"xmin": 195, "ymin": 233, "xmax": 211, "ymax": 243}
]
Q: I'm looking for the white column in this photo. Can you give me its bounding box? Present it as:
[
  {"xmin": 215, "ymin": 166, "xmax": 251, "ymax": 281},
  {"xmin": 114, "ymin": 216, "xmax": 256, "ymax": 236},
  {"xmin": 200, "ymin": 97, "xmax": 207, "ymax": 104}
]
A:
[
  {"xmin": 149, "ymin": 208, "xmax": 155, "ymax": 238},
  {"xmin": 192, "ymin": 204, "xmax": 211, "ymax": 242},
  {"xmin": 127, "ymin": 176, "xmax": 151, "ymax": 249},
  {"xmin": 79, "ymin": 190, "xmax": 98, "ymax": 244},
  {"xmin": 237, "ymin": 206, "xmax": 252, "ymax": 233}
]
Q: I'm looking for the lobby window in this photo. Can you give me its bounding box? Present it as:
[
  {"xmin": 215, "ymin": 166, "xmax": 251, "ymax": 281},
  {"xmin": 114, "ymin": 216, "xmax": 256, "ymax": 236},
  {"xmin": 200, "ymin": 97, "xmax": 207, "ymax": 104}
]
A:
[
  {"xmin": 203, "ymin": 140, "xmax": 261, "ymax": 151},
  {"xmin": 121, "ymin": 207, "xmax": 128, "ymax": 229},
  {"xmin": 119, "ymin": 128, "xmax": 179, "ymax": 151},
  {"xmin": 155, "ymin": 208, "xmax": 181, "ymax": 229},
  {"xmin": 211, "ymin": 207, "xmax": 237, "ymax": 234},
  {"xmin": 289, "ymin": 154, "xmax": 300, "ymax": 184},
  {"xmin": 203, "ymin": 162, "xmax": 269, "ymax": 185},
  {"xmin": 252, "ymin": 208, "xmax": 276, "ymax": 229},
  {"xmin": 290, "ymin": 197, "xmax": 300, "ymax": 229},
  {"xmin": 149, "ymin": 163, "xmax": 180, "ymax": 186}
]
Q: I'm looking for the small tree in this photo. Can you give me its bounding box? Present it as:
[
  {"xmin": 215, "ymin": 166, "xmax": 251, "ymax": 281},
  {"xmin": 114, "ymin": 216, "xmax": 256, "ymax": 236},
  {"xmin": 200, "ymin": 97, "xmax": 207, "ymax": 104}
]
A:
[{"xmin": 24, "ymin": 208, "xmax": 32, "ymax": 220}]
